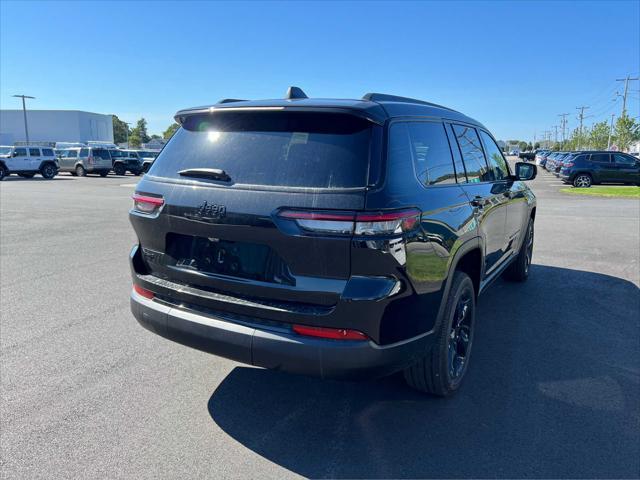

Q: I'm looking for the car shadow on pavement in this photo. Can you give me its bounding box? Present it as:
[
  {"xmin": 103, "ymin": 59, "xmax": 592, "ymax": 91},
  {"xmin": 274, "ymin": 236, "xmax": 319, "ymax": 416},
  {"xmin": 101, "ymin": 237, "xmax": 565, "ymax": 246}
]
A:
[
  {"xmin": 2, "ymin": 176, "xmax": 75, "ymax": 181},
  {"xmin": 208, "ymin": 265, "xmax": 640, "ymax": 479}
]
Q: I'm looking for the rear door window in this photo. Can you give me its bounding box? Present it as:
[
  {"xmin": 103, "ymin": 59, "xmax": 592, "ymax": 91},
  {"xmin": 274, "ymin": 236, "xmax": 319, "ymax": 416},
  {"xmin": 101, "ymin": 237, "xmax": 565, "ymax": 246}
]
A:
[
  {"xmin": 590, "ymin": 153, "xmax": 610, "ymax": 163},
  {"xmin": 79, "ymin": 148, "xmax": 89, "ymax": 158},
  {"xmin": 478, "ymin": 130, "xmax": 509, "ymax": 180},
  {"xmin": 29, "ymin": 148, "xmax": 40, "ymax": 156},
  {"xmin": 613, "ymin": 154, "xmax": 636, "ymax": 165},
  {"xmin": 150, "ymin": 112, "xmax": 373, "ymax": 188},
  {"xmin": 451, "ymin": 124, "xmax": 492, "ymax": 182},
  {"xmin": 68, "ymin": 150, "xmax": 78, "ymax": 158},
  {"xmin": 389, "ymin": 121, "xmax": 457, "ymax": 186}
]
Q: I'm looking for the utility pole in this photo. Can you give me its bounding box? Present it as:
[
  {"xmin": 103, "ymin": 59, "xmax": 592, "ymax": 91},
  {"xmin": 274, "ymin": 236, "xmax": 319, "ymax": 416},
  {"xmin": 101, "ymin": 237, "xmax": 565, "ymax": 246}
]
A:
[
  {"xmin": 558, "ymin": 113, "xmax": 569, "ymax": 147},
  {"xmin": 607, "ymin": 113, "xmax": 615, "ymax": 150},
  {"xmin": 576, "ymin": 106, "xmax": 590, "ymax": 149},
  {"xmin": 553, "ymin": 125, "xmax": 559, "ymax": 145},
  {"xmin": 12, "ymin": 94, "xmax": 35, "ymax": 144},
  {"xmin": 615, "ymin": 75, "xmax": 639, "ymax": 117},
  {"xmin": 125, "ymin": 122, "xmax": 131, "ymax": 148}
]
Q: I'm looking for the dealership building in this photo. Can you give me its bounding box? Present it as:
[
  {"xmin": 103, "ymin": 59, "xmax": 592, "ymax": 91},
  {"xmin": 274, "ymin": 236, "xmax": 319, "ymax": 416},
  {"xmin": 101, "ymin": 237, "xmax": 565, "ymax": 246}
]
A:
[{"xmin": 0, "ymin": 110, "xmax": 114, "ymax": 145}]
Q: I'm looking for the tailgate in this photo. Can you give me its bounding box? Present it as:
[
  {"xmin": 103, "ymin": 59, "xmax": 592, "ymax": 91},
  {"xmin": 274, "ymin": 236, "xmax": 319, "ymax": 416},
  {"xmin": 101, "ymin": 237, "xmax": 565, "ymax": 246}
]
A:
[{"xmin": 130, "ymin": 110, "xmax": 377, "ymax": 309}]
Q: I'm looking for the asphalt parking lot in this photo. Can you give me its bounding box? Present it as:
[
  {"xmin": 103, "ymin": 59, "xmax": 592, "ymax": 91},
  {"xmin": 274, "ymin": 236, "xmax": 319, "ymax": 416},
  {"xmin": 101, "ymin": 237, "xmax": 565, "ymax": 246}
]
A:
[{"xmin": 1, "ymin": 167, "xmax": 639, "ymax": 479}]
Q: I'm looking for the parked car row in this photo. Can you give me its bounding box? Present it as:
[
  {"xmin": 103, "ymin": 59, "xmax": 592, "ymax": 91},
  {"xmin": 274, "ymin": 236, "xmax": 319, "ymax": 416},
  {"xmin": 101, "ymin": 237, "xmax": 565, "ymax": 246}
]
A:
[
  {"xmin": 0, "ymin": 143, "xmax": 160, "ymax": 181},
  {"xmin": 535, "ymin": 150, "xmax": 640, "ymax": 187}
]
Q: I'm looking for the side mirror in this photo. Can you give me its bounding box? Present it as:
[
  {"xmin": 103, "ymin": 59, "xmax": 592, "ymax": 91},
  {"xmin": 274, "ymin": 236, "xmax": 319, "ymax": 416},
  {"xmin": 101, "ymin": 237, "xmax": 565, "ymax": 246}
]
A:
[{"xmin": 515, "ymin": 162, "xmax": 536, "ymax": 181}]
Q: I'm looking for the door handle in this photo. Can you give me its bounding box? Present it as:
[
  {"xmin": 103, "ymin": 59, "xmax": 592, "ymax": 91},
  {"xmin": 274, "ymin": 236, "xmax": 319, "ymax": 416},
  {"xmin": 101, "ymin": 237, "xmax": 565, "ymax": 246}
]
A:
[{"xmin": 470, "ymin": 196, "xmax": 486, "ymax": 208}]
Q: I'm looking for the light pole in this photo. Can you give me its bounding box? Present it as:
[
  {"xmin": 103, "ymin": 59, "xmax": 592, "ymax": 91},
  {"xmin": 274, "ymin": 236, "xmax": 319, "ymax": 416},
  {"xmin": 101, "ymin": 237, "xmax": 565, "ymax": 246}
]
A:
[
  {"xmin": 12, "ymin": 94, "xmax": 35, "ymax": 143},
  {"xmin": 125, "ymin": 122, "xmax": 131, "ymax": 148}
]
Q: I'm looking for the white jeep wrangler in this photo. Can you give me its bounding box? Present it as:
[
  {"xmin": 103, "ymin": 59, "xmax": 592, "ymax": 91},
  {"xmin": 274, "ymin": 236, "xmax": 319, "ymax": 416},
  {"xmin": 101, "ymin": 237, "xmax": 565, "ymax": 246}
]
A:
[{"xmin": 0, "ymin": 144, "xmax": 59, "ymax": 181}]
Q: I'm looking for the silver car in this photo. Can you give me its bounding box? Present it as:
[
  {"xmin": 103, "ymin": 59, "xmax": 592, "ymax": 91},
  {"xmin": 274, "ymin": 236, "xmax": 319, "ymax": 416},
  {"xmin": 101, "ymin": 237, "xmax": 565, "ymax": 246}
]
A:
[{"xmin": 58, "ymin": 147, "xmax": 112, "ymax": 177}]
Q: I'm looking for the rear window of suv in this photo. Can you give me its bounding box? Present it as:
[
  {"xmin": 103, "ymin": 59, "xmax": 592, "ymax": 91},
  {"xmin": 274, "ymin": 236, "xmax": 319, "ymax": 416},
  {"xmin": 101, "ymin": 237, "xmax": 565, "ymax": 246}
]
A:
[
  {"xmin": 92, "ymin": 149, "xmax": 112, "ymax": 160},
  {"xmin": 149, "ymin": 111, "xmax": 373, "ymax": 188}
]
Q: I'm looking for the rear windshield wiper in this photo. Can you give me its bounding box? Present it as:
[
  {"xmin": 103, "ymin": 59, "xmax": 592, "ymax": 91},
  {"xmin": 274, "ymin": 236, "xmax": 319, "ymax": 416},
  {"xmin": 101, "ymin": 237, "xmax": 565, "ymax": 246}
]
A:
[{"xmin": 178, "ymin": 168, "xmax": 231, "ymax": 182}]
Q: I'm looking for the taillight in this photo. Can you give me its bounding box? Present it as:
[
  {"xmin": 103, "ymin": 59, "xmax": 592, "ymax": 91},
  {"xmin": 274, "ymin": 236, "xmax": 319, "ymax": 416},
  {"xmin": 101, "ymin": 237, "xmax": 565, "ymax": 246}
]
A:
[
  {"xmin": 87, "ymin": 155, "xmax": 94, "ymax": 165},
  {"xmin": 133, "ymin": 284, "xmax": 154, "ymax": 299},
  {"xmin": 277, "ymin": 208, "xmax": 420, "ymax": 236},
  {"xmin": 132, "ymin": 193, "xmax": 164, "ymax": 214},
  {"xmin": 292, "ymin": 324, "xmax": 368, "ymax": 341},
  {"xmin": 564, "ymin": 162, "xmax": 574, "ymax": 167}
]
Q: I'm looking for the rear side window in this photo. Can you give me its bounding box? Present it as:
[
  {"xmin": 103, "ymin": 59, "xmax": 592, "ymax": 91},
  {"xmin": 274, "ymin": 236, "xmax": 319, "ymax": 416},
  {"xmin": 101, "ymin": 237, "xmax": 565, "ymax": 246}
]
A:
[
  {"xmin": 613, "ymin": 154, "xmax": 635, "ymax": 165},
  {"xmin": 389, "ymin": 122, "xmax": 456, "ymax": 186},
  {"xmin": 93, "ymin": 149, "xmax": 111, "ymax": 160},
  {"xmin": 42, "ymin": 148, "xmax": 54, "ymax": 156},
  {"xmin": 452, "ymin": 125, "xmax": 491, "ymax": 182},
  {"xmin": 150, "ymin": 112, "xmax": 372, "ymax": 188},
  {"xmin": 479, "ymin": 130, "xmax": 509, "ymax": 180},
  {"xmin": 29, "ymin": 148, "xmax": 40, "ymax": 156},
  {"xmin": 590, "ymin": 153, "xmax": 610, "ymax": 163}
]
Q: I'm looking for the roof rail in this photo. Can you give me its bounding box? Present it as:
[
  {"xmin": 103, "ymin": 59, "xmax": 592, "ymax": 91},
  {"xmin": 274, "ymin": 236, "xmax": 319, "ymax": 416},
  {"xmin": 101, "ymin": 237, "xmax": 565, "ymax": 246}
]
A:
[
  {"xmin": 362, "ymin": 92, "xmax": 455, "ymax": 111},
  {"xmin": 286, "ymin": 86, "xmax": 308, "ymax": 99},
  {"xmin": 217, "ymin": 98, "xmax": 247, "ymax": 104}
]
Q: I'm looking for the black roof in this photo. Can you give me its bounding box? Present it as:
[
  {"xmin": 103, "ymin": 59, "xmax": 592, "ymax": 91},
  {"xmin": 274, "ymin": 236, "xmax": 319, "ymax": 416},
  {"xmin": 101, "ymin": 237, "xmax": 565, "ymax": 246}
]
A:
[{"xmin": 174, "ymin": 87, "xmax": 485, "ymax": 129}]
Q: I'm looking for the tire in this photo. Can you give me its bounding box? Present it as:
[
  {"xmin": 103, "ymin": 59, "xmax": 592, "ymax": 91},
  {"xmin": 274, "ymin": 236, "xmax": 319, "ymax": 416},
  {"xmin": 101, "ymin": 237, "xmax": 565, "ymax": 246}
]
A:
[
  {"xmin": 40, "ymin": 163, "xmax": 57, "ymax": 179},
  {"xmin": 131, "ymin": 169, "xmax": 141, "ymax": 176},
  {"xmin": 0, "ymin": 164, "xmax": 7, "ymax": 181},
  {"xmin": 113, "ymin": 163, "xmax": 126, "ymax": 176},
  {"xmin": 75, "ymin": 165, "xmax": 86, "ymax": 177},
  {"xmin": 404, "ymin": 271, "xmax": 476, "ymax": 396},
  {"xmin": 504, "ymin": 218, "xmax": 534, "ymax": 282},
  {"xmin": 99, "ymin": 171, "xmax": 108, "ymax": 177},
  {"xmin": 573, "ymin": 173, "xmax": 592, "ymax": 188},
  {"xmin": 19, "ymin": 172, "xmax": 36, "ymax": 178}
]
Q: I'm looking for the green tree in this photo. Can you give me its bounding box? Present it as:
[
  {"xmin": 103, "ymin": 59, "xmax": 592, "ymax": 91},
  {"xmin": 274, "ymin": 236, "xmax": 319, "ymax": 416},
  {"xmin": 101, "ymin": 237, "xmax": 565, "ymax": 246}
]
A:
[
  {"xmin": 112, "ymin": 115, "xmax": 131, "ymax": 145},
  {"xmin": 613, "ymin": 114, "xmax": 640, "ymax": 151},
  {"xmin": 163, "ymin": 122, "xmax": 180, "ymax": 140},
  {"xmin": 587, "ymin": 121, "xmax": 610, "ymax": 150},
  {"xmin": 129, "ymin": 118, "xmax": 151, "ymax": 148}
]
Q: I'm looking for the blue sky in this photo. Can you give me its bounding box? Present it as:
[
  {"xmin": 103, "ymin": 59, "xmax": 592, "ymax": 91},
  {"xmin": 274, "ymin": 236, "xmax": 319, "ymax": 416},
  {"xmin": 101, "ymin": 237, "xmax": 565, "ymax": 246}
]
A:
[{"xmin": 1, "ymin": 1, "xmax": 638, "ymax": 141}]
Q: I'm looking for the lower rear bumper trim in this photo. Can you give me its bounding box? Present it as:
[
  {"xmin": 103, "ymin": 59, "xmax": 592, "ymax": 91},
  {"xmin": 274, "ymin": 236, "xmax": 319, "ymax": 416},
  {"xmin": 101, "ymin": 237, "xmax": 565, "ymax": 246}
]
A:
[{"xmin": 131, "ymin": 291, "xmax": 434, "ymax": 380}]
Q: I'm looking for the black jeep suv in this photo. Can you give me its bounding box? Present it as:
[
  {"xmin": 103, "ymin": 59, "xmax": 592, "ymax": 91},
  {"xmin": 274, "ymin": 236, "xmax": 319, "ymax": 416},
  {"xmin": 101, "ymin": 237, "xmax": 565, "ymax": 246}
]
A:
[
  {"xmin": 129, "ymin": 88, "xmax": 537, "ymax": 396},
  {"xmin": 559, "ymin": 151, "xmax": 640, "ymax": 187}
]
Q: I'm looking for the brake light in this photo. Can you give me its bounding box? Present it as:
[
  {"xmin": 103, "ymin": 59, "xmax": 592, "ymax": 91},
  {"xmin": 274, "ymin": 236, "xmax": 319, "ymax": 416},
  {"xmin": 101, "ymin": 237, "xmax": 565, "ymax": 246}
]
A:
[
  {"xmin": 277, "ymin": 208, "xmax": 420, "ymax": 236},
  {"xmin": 564, "ymin": 162, "xmax": 574, "ymax": 167},
  {"xmin": 292, "ymin": 324, "xmax": 368, "ymax": 340},
  {"xmin": 132, "ymin": 193, "xmax": 164, "ymax": 214},
  {"xmin": 133, "ymin": 284, "xmax": 154, "ymax": 299}
]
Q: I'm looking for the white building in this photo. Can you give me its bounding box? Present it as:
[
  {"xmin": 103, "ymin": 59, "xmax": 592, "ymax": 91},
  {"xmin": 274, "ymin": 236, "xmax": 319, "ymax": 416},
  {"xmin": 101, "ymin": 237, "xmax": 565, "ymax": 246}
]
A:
[{"xmin": 0, "ymin": 110, "xmax": 114, "ymax": 145}]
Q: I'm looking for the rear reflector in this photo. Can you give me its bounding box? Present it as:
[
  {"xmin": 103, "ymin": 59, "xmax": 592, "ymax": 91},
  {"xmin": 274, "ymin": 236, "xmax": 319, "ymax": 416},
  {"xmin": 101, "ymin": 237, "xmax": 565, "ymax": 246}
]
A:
[
  {"xmin": 292, "ymin": 324, "xmax": 368, "ymax": 340},
  {"xmin": 278, "ymin": 208, "xmax": 420, "ymax": 236},
  {"xmin": 132, "ymin": 193, "xmax": 164, "ymax": 214},
  {"xmin": 133, "ymin": 284, "xmax": 154, "ymax": 299}
]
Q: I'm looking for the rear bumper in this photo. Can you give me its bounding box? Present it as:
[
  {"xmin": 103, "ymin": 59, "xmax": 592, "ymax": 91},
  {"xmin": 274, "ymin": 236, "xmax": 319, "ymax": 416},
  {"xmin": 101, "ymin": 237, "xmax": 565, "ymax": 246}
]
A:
[{"xmin": 131, "ymin": 289, "xmax": 433, "ymax": 380}]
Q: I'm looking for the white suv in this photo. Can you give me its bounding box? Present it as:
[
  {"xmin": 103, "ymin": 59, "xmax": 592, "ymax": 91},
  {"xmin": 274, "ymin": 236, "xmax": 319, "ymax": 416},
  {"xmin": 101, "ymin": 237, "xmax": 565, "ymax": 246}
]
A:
[{"xmin": 0, "ymin": 145, "xmax": 59, "ymax": 181}]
